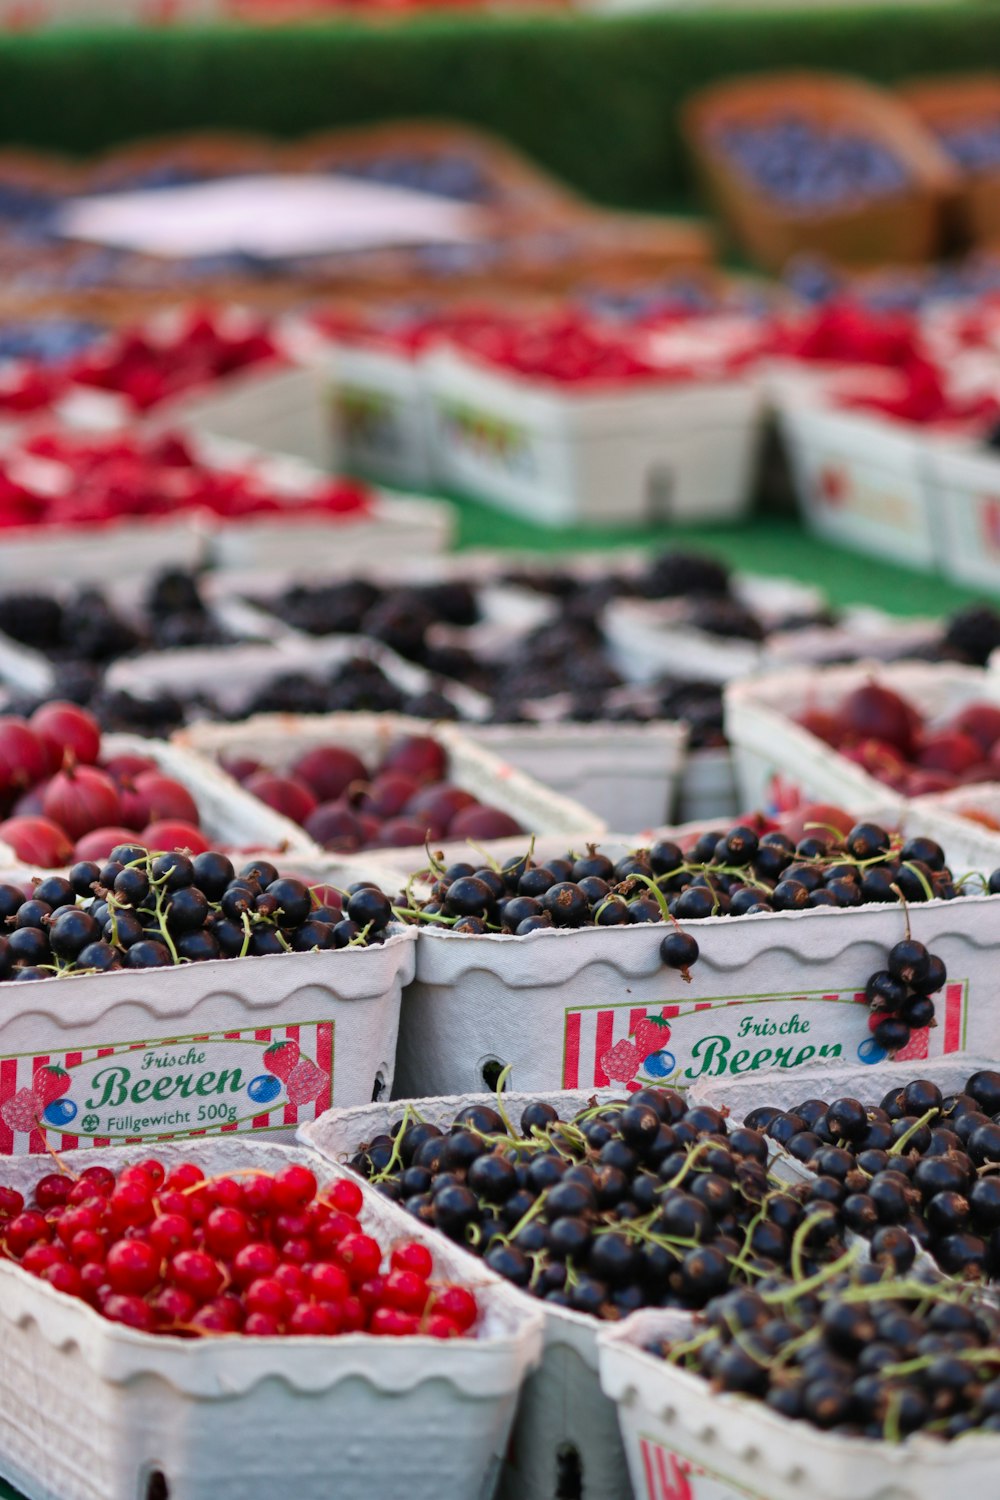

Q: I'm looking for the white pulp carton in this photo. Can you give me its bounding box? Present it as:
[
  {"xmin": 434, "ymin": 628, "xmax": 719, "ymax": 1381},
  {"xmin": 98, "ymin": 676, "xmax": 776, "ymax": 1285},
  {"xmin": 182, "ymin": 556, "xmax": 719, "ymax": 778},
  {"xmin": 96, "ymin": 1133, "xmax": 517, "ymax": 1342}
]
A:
[
  {"xmin": 676, "ymin": 747, "xmax": 739, "ymax": 825},
  {"xmin": 724, "ymin": 660, "xmax": 999, "ymax": 813},
  {"xmin": 464, "ymin": 720, "xmax": 688, "ymax": 833},
  {"xmin": 176, "ymin": 711, "xmax": 606, "ymax": 868},
  {"xmin": 904, "ymin": 783, "xmax": 1000, "ymax": 876},
  {"xmin": 927, "ymin": 436, "xmax": 1000, "ymax": 590},
  {"xmin": 300, "ymin": 1088, "xmax": 635, "ymax": 1500},
  {"xmin": 0, "ymin": 513, "xmax": 205, "ymax": 587},
  {"xmin": 393, "ymin": 889, "xmax": 994, "ymax": 1100},
  {"xmin": 326, "ymin": 337, "xmax": 437, "ymax": 489},
  {"xmin": 598, "ymin": 1305, "xmax": 993, "ymax": 1500},
  {"xmin": 0, "ymin": 921, "xmax": 416, "ymax": 1157},
  {"xmin": 0, "ymin": 1137, "xmax": 542, "ymax": 1500},
  {"xmin": 424, "ymin": 344, "xmax": 762, "ymax": 527},
  {"xmin": 778, "ymin": 397, "xmax": 941, "ymax": 570},
  {"xmin": 207, "ymin": 487, "xmax": 454, "ymax": 573},
  {"xmin": 606, "ymin": 599, "xmax": 942, "ymax": 686}
]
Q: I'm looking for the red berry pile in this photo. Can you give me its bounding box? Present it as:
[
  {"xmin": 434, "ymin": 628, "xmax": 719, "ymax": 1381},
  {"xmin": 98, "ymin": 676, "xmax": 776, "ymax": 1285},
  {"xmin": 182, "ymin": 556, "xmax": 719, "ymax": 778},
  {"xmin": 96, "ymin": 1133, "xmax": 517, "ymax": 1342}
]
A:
[
  {"xmin": 0, "ymin": 429, "xmax": 368, "ymax": 535},
  {"xmin": 68, "ymin": 310, "xmax": 279, "ymax": 413},
  {"xmin": 798, "ymin": 681, "xmax": 1000, "ymax": 796},
  {"xmin": 0, "ymin": 702, "xmax": 207, "ymax": 866},
  {"xmin": 225, "ymin": 732, "xmax": 522, "ymax": 852},
  {"xmin": 0, "ymin": 1157, "xmax": 481, "ymax": 1339}
]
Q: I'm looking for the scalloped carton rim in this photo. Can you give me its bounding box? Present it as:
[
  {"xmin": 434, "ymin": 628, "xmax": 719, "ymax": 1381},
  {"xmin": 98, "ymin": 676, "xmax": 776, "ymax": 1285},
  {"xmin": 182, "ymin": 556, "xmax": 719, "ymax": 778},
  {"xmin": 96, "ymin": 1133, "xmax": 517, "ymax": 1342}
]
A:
[
  {"xmin": 0, "ymin": 1136, "xmax": 542, "ymax": 1500},
  {"xmin": 300, "ymin": 1087, "xmax": 634, "ymax": 1500},
  {"xmin": 599, "ymin": 1303, "xmax": 1000, "ymax": 1500},
  {"xmin": 392, "ymin": 888, "xmax": 995, "ymax": 1101},
  {"xmin": 424, "ymin": 344, "xmax": 762, "ymax": 527},
  {"xmin": 0, "ymin": 926, "xmax": 415, "ymax": 1156}
]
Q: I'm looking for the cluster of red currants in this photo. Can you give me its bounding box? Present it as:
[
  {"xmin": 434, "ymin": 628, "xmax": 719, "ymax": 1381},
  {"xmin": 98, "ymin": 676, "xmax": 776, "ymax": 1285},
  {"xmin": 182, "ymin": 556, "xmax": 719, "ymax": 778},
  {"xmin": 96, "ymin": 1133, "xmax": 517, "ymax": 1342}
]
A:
[{"xmin": 0, "ymin": 1158, "xmax": 480, "ymax": 1341}]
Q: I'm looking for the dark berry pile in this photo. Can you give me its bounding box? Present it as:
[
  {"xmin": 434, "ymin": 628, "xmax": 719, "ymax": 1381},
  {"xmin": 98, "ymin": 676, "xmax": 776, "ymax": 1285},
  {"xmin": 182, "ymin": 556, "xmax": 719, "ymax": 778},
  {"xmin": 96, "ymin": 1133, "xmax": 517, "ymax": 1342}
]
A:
[
  {"xmin": 352, "ymin": 1087, "xmax": 852, "ymax": 1320},
  {"xmin": 399, "ymin": 821, "xmax": 962, "ymax": 935},
  {"xmin": 0, "ymin": 845, "xmax": 393, "ymax": 980},
  {"xmin": 653, "ymin": 1265, "xmax": 1000, "ymax": 1441},
  {"xmin": 751, "ymin": 1069, "xmax": 1000, "ymax": 1281},
  {"xmin": 715, "ymin": 115, "xmax": 909, "ymax": 208},
  {"xmin": 863, "ymin": 936, "xmax": 946, "ymax": 1055},
  {"xmin": 0, "ymin": 569, "xmax": 233, "ymax": 665}
]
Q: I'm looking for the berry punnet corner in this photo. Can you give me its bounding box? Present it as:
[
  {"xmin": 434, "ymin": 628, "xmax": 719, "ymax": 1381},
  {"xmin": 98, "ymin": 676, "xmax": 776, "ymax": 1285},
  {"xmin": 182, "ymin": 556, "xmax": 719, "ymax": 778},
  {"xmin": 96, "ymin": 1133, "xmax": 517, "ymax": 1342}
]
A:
[{"xmin": 9, "ymin": 74, "xmax": 1000, "ymax": 1500}]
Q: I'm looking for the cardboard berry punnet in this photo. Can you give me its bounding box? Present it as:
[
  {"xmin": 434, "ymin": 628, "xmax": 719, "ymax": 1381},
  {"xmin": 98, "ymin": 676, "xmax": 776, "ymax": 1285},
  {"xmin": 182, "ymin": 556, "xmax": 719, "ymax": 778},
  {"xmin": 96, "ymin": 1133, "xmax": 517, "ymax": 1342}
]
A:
[
  {"xmin": 0, "ymin": 882, "xmax": 415, "ymax": 1156},
  {"xmin": 423, "ymin": 341, "xmax": 762, "ymax": 528},
  {"xmin": 391, "ymin": 886, "xmax": 989, "ymax": 1102},
  {"xmin": 300, "ymin": 1089, "xmax": 631, "ymax": 1500},
  {"xmin": 597, "ymin": 1302, "xmax": 992, "ymax": 1500},
  {"xmin": 177, "ymin": 710, "xmax": 607, "ymax": 868},
  {"xmin": 0, "ymin": 1138, "xmax": 543, "ymax": 1500}
]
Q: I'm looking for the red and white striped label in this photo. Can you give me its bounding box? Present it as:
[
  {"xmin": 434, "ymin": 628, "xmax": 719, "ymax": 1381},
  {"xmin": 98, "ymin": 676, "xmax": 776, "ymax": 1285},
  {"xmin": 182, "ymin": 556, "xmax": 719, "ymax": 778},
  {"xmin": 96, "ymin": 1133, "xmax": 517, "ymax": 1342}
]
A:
[
  {"xmin": 0, "ymin": 1020, "xmax": 334, "ymax": 1155},
  {"xmin": 562, "ymin": 983, "xmax": 966, "ymax": 1092}
]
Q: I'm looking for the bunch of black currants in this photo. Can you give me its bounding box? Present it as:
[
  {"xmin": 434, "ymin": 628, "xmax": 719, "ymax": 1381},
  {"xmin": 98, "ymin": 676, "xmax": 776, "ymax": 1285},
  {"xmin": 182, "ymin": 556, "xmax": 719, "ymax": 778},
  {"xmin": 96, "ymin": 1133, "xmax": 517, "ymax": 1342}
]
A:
[
  {"xmin": 864, "ymin": 935, "xmax": 947, "ymax": 1055},
  {"xmin": 750, "ymin": 1068, "xmax": 1000, "ymax": 1282},
  {"xmin": 0, "ymin": 843, "xmax": 393, "ymax": 980},
  {"xmin": 352, "ymin": 1088, "xmax": 855, "ymax": 1321},
  {"xmin": 654, "ymin": 1265, "xmax": 1000, "ymax": 1443}
]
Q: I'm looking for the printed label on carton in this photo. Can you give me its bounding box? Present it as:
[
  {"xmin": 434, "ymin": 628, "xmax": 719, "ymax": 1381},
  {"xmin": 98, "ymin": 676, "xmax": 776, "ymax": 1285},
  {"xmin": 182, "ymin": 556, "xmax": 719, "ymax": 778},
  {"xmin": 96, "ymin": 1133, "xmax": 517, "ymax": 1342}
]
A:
[
  {"xmin": 438, "ymin": 399, "xmax": 535, "ymax": 478},
  {"xmin": 977, "ymin": 495, "xmax": 1000, "ymax": 555},
  {"xmin": 337, "ymin": 386, "xmax": 406, "ymax": 457},
  {"xmin": 637, "ymin": 1434, "xmax": 763, "ymax": 1499},
  {"xmin": 562, "ymin": 984, "xmax": 966, "ymax": 1091},
  {"xmin": 0, "ymin": 1021, "xmax": 333, "ymax": 1155},
  {"xmin": 812, "ymin": 458, "xmax": 917, "ymax": 534}
]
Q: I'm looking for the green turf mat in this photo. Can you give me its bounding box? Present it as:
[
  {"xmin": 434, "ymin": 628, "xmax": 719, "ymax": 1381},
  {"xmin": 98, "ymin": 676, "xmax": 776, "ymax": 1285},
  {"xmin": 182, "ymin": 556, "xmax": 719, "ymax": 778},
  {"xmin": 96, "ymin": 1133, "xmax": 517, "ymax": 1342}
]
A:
[{"xmin": 445, "ymin": 487, "xmax": 991, "ymax": 616}]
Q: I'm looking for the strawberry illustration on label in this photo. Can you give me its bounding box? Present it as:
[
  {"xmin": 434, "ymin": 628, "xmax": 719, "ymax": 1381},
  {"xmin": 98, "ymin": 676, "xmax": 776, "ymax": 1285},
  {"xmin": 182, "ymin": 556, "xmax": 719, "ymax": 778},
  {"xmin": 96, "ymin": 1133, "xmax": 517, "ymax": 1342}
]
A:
[
  {"xmin": 1, "ymin": 1087, "xmax": 39, "ymax": 1135},
  {"xmin": 284, "ymin": 1056, "xmax": 327, "ymax": 1107},
  {"xmin": 600, "ymin": 1038, "xmax": 641, "ymax": 1085},
  {"xmin": 632, "ymin": 1015, "xmax": 672, "ymax": 1059},
  {"xmin": 32, "ymin": 1065, "xmax": 71, "ymax": 1108},
  {"xmin": 263, "ymin": 1039, "xmax": 300, "ymax": 1081}
]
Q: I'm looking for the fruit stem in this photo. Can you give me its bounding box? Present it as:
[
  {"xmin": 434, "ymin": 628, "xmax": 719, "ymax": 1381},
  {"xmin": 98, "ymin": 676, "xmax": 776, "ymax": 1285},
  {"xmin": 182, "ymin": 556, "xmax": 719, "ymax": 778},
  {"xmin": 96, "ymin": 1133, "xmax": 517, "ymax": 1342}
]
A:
[{"xmin": 887, "ymin": 1105, "xmax": 939, "ymax": 1156}]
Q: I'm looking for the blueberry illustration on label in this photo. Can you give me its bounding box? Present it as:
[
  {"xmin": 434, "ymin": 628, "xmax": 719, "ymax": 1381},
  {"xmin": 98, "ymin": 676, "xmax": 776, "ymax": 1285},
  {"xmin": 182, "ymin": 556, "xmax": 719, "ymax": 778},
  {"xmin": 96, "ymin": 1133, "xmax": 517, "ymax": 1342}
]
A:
[
  {"xmin": 643, "ymin": 1049, "xmax": 676, "ymax": 1079},
  {"xmin": 858, "ymin": 1037, "xmax": 887, "ymax": 1065},
  {"xmin": 43, "ymin": 1098, "xmax": 78, "ymax": 1127},
  {"xmin": 247, "ymin": 1073, "xmax": 282, "ymax": 1105}
]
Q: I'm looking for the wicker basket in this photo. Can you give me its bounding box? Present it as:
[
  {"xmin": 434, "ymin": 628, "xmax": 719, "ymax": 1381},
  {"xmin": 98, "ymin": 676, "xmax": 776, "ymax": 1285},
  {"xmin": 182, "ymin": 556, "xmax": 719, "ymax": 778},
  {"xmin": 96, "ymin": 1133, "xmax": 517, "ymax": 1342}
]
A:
[
  {"xmin": 899, "ymin": 73, "xmax": 1000, "ymax": 246},
  {"xmin": 683, "ymin": 71, "xmax": 959, "ymax": 272}
]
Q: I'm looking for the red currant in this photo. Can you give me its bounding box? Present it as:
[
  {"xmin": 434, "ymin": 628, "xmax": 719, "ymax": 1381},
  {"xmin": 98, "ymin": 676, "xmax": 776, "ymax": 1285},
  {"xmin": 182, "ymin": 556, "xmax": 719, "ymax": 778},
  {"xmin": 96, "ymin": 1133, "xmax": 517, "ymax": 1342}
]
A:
[
  {"xmin": 337, "ymin": 1234, "xmax": 381, "ymax": 1284},
  {"xmin": 244, "ymin": 1312, "xmax": 280, "ymax": 1337},
  {"xmin": 308, "ymin": 1262, "xmax": 350, "ymax": 1304},
  {"xmin": 391, "ymin": 1242, "xmax": 433, "ymax": 1280},
  {"xmin": 288, "ymin": 1302, "xmax": 339, "ymax": 1336},
  {"xmin": 0, "ymin": 1186, "xmax": 24, "ymax": 1218},
  {"xmin": 326, "ymin": 1179, "xmax": 363, "ymax": 1217},
  {"xmin": 271, "ymin": 1164, "xmax": 317, "ymax": 1211},
  {"xmin": 245, "ymin": 1277, "xmax": 288, "ymax": 1320},
  {"xmin": 424, "ymin": 1314, "xmax": 462, "ymax": 1339},
  {"xmin": 204, "ymin": 1207, "xmax": 250, "ymax": 1259},
  {"xmin": 6, "ymin": 1210, "xmax": 52, "ymax": 1256},
  {"xmin": 106, "ymin": 1239, "xmax": 159, "ymax": 1295},
  {"xmin": 431, "ymin": 1286, "xmax": 477, "ymax": 1333},
  {"xmin": 149, "ymin": 1213, "xmax": 194, "ymax": 1258},
  {"xmin": 149, "ymin": 1286, "xmax": 196, "ymax": 1328},
  {"xmin": 103, "ymin": 1294, "xmax": 155, "ymax": 1332},
  {"xmin": 170, "ymin": 1249, "xmax": 224, "ymax": 1301},
  {"xmin": 34, "ymin": 1174, "xmax": 74, "ymax": 1211},
  {"xmin": 369, "ymin": 1307, "xmax": 420, "ymax": 1337},
  {"xmin": 41, "ymin": 1262, "xmax": 83, "ymax": 1298},
  {"xmin": 382, "ymin": 1269, "xmax": 430, "ymax": 1315},
  {"xmin": 232, "ymin": 1242, "xmax": 279, "ymax": 1288}
]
